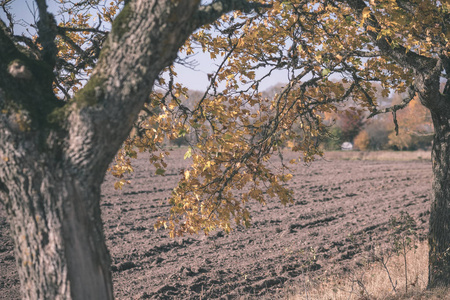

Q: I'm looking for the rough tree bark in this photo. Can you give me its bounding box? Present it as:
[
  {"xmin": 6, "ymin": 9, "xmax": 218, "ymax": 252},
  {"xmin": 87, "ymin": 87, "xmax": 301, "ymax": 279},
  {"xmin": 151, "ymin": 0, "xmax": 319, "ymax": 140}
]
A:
[
  {"xmin": 401, "ymin": 52, "xmax": 450, "ymax": 290},
  {"xmin": 410, "ymin": 60, "xmax": 450, "ymax": 288},
  {"xmin": 0, "ymin": 141, "xmax": 113, "ymax": 299},
  {"xmin": 429, "ymin": 111, "xmax": 450, "ymax": 288},
  {"xmin": 0, "ymin": 0, "xmax": 265, "ymax": 298}
]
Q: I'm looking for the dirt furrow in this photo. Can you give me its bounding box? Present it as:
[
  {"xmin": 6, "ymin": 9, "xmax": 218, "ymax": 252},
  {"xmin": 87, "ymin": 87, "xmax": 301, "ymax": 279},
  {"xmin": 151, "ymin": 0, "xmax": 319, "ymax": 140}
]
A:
[{"xmin": 0, "ymin": 150, "xmax": 431, "ymax": 299}]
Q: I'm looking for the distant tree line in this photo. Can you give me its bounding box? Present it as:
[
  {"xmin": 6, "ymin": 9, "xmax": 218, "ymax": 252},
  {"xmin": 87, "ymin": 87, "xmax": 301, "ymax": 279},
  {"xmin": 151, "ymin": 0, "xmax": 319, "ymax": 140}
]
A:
[
  {"xmin": 164, "ymin": 86, "xmax": 434, "ymax": 151},
  {"xmin": 322, "ymin": 95, "xmax": 433, "ymax": 151}
]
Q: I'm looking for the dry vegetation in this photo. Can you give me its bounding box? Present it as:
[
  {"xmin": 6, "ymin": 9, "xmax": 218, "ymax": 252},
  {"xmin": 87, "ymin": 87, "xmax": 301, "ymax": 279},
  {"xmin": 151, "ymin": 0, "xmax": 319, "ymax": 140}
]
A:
[
  {"xmin": 322, "ymin": 150, "xmax": 431, "ymax": 162},
  {"xmin": 290, "ymin": 241, "xmax": 450, "ymax": 299},
  {"xmin": 290, "ymin": 241, "xmax": 431, "ymax": 300}
]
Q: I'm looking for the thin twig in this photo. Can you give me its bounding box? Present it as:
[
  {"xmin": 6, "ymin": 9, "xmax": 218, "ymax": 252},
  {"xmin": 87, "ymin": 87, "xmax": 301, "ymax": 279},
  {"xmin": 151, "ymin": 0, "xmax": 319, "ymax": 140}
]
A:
[{"xmin": 57, "ymin": 25, "xmax": 107, "ymax": 35}]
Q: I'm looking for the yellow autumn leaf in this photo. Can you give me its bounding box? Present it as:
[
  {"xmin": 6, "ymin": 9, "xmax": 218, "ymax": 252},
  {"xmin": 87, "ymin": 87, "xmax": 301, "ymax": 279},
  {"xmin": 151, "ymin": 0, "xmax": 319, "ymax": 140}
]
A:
[{"xmin": 362, "ymin": 7, "xmax": 371, "ymax": 22}]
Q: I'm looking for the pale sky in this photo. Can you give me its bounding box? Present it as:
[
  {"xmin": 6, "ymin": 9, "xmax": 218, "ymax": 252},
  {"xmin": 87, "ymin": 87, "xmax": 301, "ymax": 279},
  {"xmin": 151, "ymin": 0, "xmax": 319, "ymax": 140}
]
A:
[{"xmin": 173, "ymin": 51, "xmax": 288, "ymax": 91}]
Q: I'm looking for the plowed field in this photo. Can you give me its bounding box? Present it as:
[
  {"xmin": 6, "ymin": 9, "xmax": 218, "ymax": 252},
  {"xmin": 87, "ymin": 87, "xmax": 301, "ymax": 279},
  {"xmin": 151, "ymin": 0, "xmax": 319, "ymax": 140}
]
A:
[{"xmin": 0, "ymin": 150, "xmax": 432, "ymax": 299}]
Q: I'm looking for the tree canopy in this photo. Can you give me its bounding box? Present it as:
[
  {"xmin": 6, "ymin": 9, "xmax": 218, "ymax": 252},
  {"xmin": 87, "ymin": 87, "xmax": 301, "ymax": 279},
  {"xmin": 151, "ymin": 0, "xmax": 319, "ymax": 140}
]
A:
[{"xmin": 2, "ymin": 0, "xmax": 448, "ymax": 236}]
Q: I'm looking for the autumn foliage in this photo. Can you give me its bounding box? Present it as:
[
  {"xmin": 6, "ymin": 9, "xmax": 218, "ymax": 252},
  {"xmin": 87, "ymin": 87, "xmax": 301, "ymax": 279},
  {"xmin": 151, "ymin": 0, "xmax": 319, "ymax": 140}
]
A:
[
  {"xmin": 388, "ymin": 96, "xmax": 433, "ymax": 150},
  {"xmin": 43, "ymin": 0, "xmax": 443, "ymax": 237},
  {"xmin": 15, "ymin": 0, "xmax": 445, "ymax": 237},
  {"xmin": 354, "ymin": 130, "xmax": 370, "ymax": 150}
]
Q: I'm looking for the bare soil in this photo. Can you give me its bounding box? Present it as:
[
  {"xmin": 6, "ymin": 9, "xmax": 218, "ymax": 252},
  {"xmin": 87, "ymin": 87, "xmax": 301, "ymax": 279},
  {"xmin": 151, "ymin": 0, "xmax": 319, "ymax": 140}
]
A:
[{"xmin": 0, "ymin": 150, "xmax": 432, "ymax": 299}]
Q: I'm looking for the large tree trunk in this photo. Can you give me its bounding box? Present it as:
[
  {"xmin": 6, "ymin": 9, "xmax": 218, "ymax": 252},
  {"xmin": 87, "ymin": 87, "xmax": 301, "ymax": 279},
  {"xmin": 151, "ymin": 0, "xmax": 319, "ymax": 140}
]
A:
[
  {"xmin": 0, "ymin": 144, "xmax": 113, "ymax": 299},
  {"xmin": 428, "ymin": 112, "xmax": 450, "ymax": 288}
]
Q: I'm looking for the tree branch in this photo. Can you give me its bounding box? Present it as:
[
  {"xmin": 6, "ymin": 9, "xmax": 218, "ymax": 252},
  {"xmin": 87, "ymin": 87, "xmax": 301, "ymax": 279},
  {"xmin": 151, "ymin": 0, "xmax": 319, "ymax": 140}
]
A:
[
  {"xmin": 194, "ymin": 0, "xmax": 271, "ymax": 28},
  {"xmin": 368, "ymin": 85, "xmax": 416, "ymax": 135},
  {"xmin": 57, "ymin": 29, "xmax": 87, "ymax": 57},
  {"xmin": 35, "ymin": 0, "xmax": 57, "ymax": 67},
  {"xmin": 343, "ymin": 0, "xmax": 436, "ymax": 72},
  {"xmin": 0, "ymin": 1, "xmax": 14, "ymax": 34},
  {"xmin": 351, "ymin": 50, "xmax": 382, "ymax": 58},
  {"xmin": 0, "ymin": 19, "xmax": 21, "ymax": 66},
  {"xmin": 57, "ymin": 26, "xmax": 108, "ymax": 35},
  {"xmin": 11, "ymin": 35, "xmax": 41, "ymax": 59}
]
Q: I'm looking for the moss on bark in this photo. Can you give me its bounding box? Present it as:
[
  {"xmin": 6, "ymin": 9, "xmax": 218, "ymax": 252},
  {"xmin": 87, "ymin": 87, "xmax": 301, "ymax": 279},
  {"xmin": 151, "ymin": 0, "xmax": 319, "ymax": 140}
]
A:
[
  {"xmin": 111, "ymin": 3, "xmax": 133, "ymax": 40},
  {"xmin": 74, "ymin": 75, "xmax": 107, "ymax": 108}
]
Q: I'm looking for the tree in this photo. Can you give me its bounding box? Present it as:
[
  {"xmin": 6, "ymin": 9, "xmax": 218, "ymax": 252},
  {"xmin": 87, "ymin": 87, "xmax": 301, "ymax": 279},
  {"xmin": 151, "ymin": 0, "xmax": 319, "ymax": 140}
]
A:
[
  {"xmin": 322, "ymin": 108, "xmax": 366, "ymax": 146},
  {"xmin": 354, "ymin": 130, "xmax": 370, "ymax": 150},
  {"xmin": 388, "ymin": 96, "xmax": 433, "ymax": 150},
  {"xmin": 338, "ymin": 0, "xmax": 449, "ymax": 288},
  {"xmin": 0, "ymin": 0, "xmax": 270, "ymax": 298},
  {"xmin": 338, "ymin": 110, "xmax": 366, "ymax": 142},
  {"xmin": 0, "ymin": 0, "xmax": 449, "ymax": 298},
  {"xmin": 364, "ymin": 116, "xmax": 391, "ymax": 150},
  {"xmin": 322, "ymin": 125, "xmax": 344, "ymax": 150}
]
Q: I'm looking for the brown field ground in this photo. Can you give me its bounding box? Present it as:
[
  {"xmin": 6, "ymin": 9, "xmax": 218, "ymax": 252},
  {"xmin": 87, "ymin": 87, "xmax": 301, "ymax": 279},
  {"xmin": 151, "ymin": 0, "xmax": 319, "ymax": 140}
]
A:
[{"xmin": 0, "ymin": 150, "xmax": 433, "ymax": 299}]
